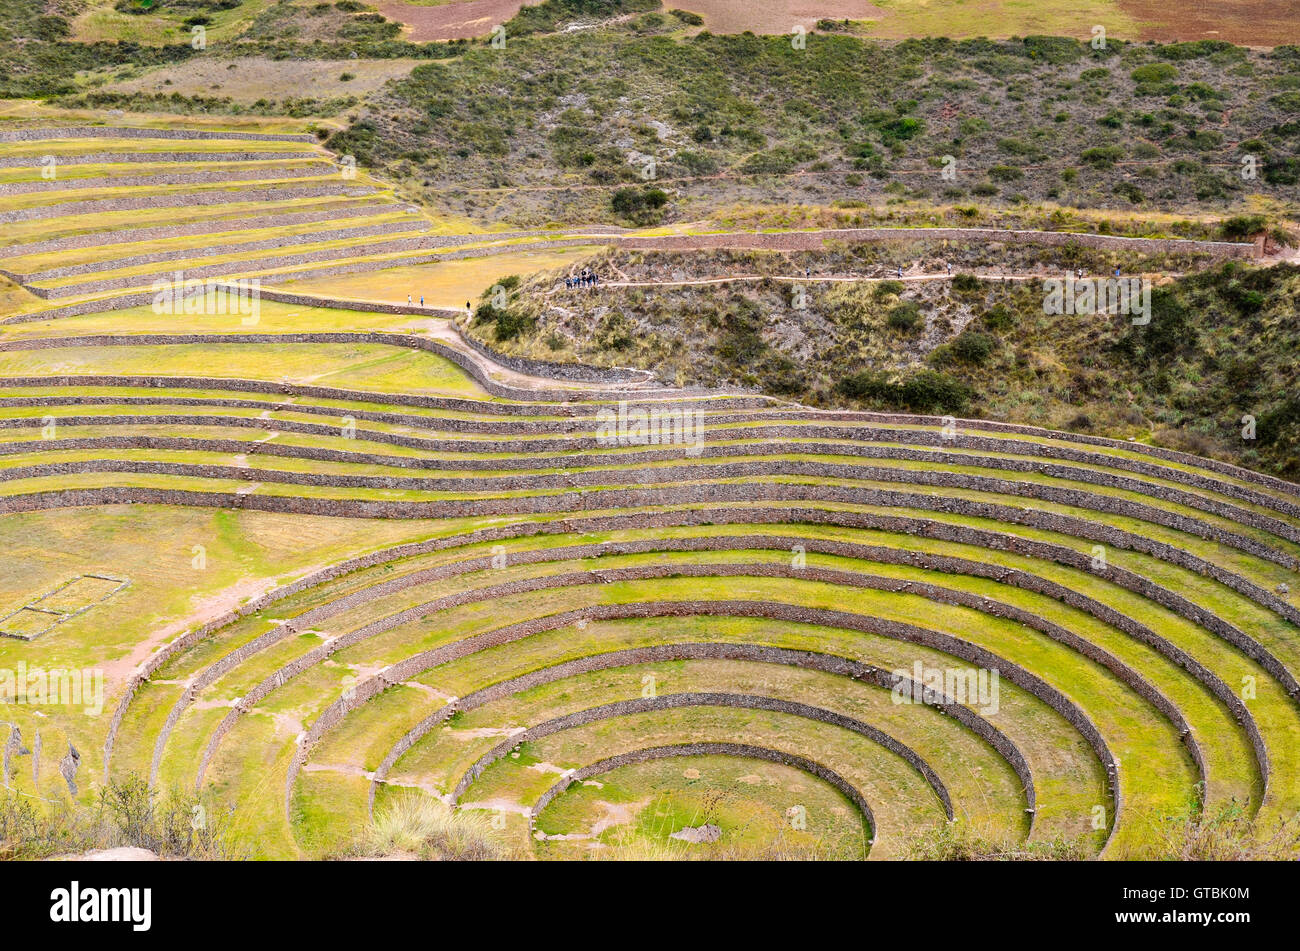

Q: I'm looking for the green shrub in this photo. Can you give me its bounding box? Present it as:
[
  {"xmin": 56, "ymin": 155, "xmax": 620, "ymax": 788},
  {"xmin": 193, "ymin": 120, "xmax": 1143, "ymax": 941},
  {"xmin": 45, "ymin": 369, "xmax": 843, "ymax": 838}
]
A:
[
  {"xmin": 887, "ymin": 301, "xmax": 922, "ymax": 332},
  {"xmin": 943, "ymin": 330, "xmax": 996, "ymax": 364},
  {"xmin": 982, "ymin": 303, "xmax": 1015, "ymax": 331},
  {"xmin": 1219, "ymin": 214, "xmax": 1267, "ymax": 240},
  {"xmin": 1081, "ymin": 145, "xmax": 1123, "ymax": 166},
  {"xmin": 836, "ymin": 369, "xmax": 972, "ymax": 414},
  {"xmin": 611, "ymin": 185, "xmax": 669, "ymax": 223},
  {"xmin": 1130, "ymin": 63, "xmax": 1178, "ymax": 83}
]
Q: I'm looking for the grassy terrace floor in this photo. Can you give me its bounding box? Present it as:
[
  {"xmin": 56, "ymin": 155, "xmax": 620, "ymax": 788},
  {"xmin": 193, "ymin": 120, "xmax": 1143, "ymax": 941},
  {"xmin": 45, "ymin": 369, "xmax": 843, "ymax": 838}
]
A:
[{"xmin": 3, "ymin": 117, "xmax": 1298, "ymax": 858}]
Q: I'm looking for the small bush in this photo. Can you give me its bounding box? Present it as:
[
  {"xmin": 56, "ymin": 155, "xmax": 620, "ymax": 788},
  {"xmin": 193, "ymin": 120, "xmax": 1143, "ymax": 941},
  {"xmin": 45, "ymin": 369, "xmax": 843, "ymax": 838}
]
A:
[
  {"xmin": 940, "ymin": 330, "xmax": 996, "ymax": 365},
  {"xmin": 611, "ymin": 185, "xmax": 669, "ymax": 223},
  {"xmin": 887, "ymin": 301, "xmax": 922, "ymax": 332},
  {"xmin": 1081, "ymin": 145, "xmax": 1123, "ymax": 167},
  {"xmin": 982, "ymin": 304, "xmax": 1015, "ymax": 331},
  {"xmin": 1130, "ymin": 63, "xmax": 1178, "ymax": 83}
]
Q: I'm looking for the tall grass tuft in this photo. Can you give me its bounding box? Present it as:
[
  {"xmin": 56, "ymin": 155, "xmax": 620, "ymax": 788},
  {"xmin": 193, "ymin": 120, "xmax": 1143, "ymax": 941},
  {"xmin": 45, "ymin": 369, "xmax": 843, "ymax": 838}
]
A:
[
  {"xmin": 0, "ymin": 775, "xmax": 241, "ymax": 860},
  {"xmin": 1146, "ymin": 800, "xmax": 1300, "ymax": 861},
  {"xmin": 358, "ymin": 793, "xmax": 519, "ymax": 861}
]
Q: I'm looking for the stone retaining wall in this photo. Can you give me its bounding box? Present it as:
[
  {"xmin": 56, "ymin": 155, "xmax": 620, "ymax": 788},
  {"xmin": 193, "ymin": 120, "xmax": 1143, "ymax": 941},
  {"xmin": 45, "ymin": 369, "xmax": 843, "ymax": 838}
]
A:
[
  {"xmin": 34, "ymin": 234, "xmax": 454, "ymax": 299},
  {"xmin": 131, "ymin": 528, "xmax": 1242, "ymax": 809},
  {"xmin": 8, "ymin": 368, "xmax": 1291, "ymax": 504},
  {"xmin": 11, "ymin": 451, "xmax": 1296, "ymax": 561},
  {"xmin": 107, "ymin": 508, "xmax": 1267, "ymax": 816},
  {"xmin": 7, "ymin": 393, "xmax": 1297, "ymax": 518},
  {"xmin": 276, "ymin": 558, "xmax": 1178, "ymax": 819},
  {"xmin": 0, "ymin": 151, "xmax": 313, "ymax": 169},
  {"xmin": 245, "ymin": 238, "xmax": 597, "ymax": 292},
  {"xmin": 620, "ymin": 227, "xmax": 1259, "ymax": 259},
  {"xmin": 282, "ymin": 596, "xmax": 1120, "ymax": 846},
  {"xmin": 39, "ymin": 483, "xmax": 1292, "ymax": 695},
  {"xmin": 0, "ymin": 163, "xmax": 335, "ymax": 198},
  {"xmin": 0, "ymin": 127, "xmax": 315, "ymax": 143},
  {"xmin": 178, "ymin": 543, "xmax": 1041, "ymax": 796},
  {"xmin": 18, "ymin": 424, "xmax": 1294, "ymax": 524},
  {"xmin": 0, "ymin": 202, "xmax": 401, "ymax": 259},
  {"xmin": 0, "ymin": 334, "xmax": 712, "ymax": 402},
  {"xmin": 452, "ymin": 692, "xmax": 954, "ymax": 820},
  {"xmin": 22, "ymin": 221, "xmax": 431, "ymax": 283},
  {"xmin": 0, "ymin": 373, "xmax": 755, "ymax": 413},
  {"xmin": 530, "ymin": 742, "xmax": 875, "ymax": 848},
  {"xmin": 0, "ymin": 184, "xmax": 376, "ymax": 225},
  {"xmin": 370, "ymin": 641, "xmax": 1034, "ymax": 824}
]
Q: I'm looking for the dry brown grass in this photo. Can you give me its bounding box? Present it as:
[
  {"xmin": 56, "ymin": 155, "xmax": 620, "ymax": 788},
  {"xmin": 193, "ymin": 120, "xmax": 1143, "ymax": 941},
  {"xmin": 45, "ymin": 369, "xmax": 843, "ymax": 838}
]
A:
[
  {"xmin": 374, "ymin": 0, "xmax": 543, "ymax": 41},
  {"xmin": 351, "ymin": 793, "xmax": 522, "ymax": 861},
  {"xmin": 1119, "ymin": 0, "xmax": 1300, "ymax": 46},
  {"xmin": 97, "ymin": 58, "xmax": 422, "ymax": 104}
]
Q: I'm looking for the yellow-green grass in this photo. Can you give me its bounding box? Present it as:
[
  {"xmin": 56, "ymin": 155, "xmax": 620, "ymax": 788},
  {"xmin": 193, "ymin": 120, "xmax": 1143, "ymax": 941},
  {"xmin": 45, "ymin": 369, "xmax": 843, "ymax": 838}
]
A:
[
  {"xmin": 279, "ymin": 244, "xmax": 604, "ymax": 307},
  {"xmin": 454, "ymin": 707, "xmax": 907, "ymax": 855},
  {"xmin": 118, "ymin": 508, "xmax": 1298, "ymax": 856},
  {"xmin": 392, "ymin": 657, "xmax": 1024, "ymax": 832},
  {"xmin": 0, "ymin": 173, "xmax": 384, "ymax": 215},
  {"xmin": 286, "ymin": 615, "xmax": 1096, "ymax": 857},
  {"xmin": 0, "ymin": 504, "xmax": 454, "ymax": 799},
  {"xmin": 389, "ymin": 616, "xmax": 1099, "ymax": 838},
  {"xmin": 71, "ymin": 0, "xmax": 277, "ymax": 45},
  {"xmin": 5, "ymin": 372, "xmax": 1293, "ymax": 487},
  {"xmin": 0, "ymin": 101, "xmax": 311, "ymax": 132},
  {"xmin": 2, "ymin": 461, "xmax": 1296, "ymax": 622},
  {"xmin": 0, "ymin": 197, "xmax": 390, "ymax": 257},
  {"xmin": 0, "ymin": 276, "xmax": 41, "ymax": 315},
  {"xmin": 531, "ymin": 754, "xmax": 865, "ymax": 859},
  {"xmin": 0, "ymin": 300, "xmax": 430, "ymax": 337},
  {"xmin": 0, "ymin": 342, "xmax": 489, "ymax": 400},
  {"xmin": 3, "ymin": 278, "xmax": 1296, "ymax": 863},
  {"xmin": 3, "ymin": 372, "xmax": 1298, "ymax": 512},
  {"xmin": 147, "ymin": 539, "xmax": 1262, "ymax": 817},
  {"xmin": 0, "ymin": 212, "xmax": 422, "ymax": 274},
  {"xmin": 209, "ymin": 566, "xmax": 1189, "ymax": 854},
  {"xmin": 30, "ymin": 230, "xmax": 448, "ymax": 291},
  {"xmin": 0, "ymin": 723, "xmax": 87, "ymax": 804},
  {"xmin": 7, "ymin": 425, "xmax": 1297, "ymax": 546},
  {"xmin": 0, "ymin": 157, "xmax": 332, "ymax": 187},
  {"xmin": 5, "ymin": 459, "xmax": 1296, "ymax": 604},
  {"xmin": 857, "ymin": 0, "xmax": 1144, "ymax": 40},
  {"xmin": 0, "ymin": 139, "xmax": 321, "ymax": 161},
  {"xmin": 182, "ymin": 518, "xmax": 1300, "ymax": 803}
]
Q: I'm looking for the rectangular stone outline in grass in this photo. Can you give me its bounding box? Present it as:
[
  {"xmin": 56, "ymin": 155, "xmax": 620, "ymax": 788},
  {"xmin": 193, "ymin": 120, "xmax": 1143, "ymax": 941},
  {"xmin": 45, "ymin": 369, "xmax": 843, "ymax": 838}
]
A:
[{"xmin": 0, "ymin": 574, "xmax": 129, "ymax": 641}]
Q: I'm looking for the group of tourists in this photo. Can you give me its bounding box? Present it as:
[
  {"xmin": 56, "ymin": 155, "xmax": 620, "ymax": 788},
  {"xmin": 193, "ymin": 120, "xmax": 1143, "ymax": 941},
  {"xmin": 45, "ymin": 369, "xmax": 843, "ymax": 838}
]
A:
[{"xmin": 565, "ymin": 269, "xmax": 600, "ymax": 289}]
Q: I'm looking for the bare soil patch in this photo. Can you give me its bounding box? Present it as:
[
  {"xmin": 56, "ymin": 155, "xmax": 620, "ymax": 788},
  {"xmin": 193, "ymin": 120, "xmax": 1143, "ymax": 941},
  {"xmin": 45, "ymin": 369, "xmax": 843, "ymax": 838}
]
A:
[
  {"xmin": 375, "ymin": 0, "xmax": 543, "ymax": 41},
  {"xmin": 1118, "ymin": 0, "xmax": 1300, "ymax": 46},
  {"xmin": 99, "ymin": 58, "xmax": 422, "ymax": 103}
]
